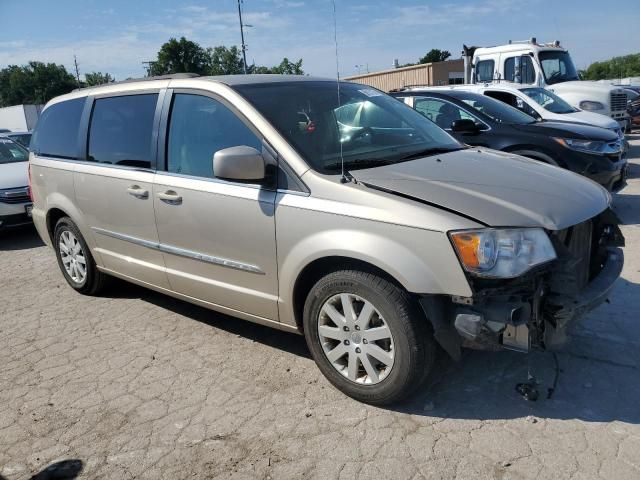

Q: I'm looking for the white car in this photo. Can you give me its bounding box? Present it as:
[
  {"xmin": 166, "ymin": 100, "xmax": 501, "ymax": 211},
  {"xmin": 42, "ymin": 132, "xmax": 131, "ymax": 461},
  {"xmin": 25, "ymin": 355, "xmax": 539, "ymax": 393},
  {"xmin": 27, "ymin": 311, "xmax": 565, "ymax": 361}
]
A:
[
  {"xmin": 0, "ymin": 137, "xmax": 32, "ymax": 230},
  {"xmin": 421, "ymin": 84, "xmax": 625, "ymax": 141}
]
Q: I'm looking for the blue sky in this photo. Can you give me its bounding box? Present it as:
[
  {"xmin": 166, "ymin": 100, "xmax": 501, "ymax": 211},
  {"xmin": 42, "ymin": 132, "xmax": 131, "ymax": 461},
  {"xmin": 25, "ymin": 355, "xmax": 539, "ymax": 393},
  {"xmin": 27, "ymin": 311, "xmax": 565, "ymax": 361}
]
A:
[{"xmin": 1, "ymin": 0, "xmax": 638, "ymax": 80}]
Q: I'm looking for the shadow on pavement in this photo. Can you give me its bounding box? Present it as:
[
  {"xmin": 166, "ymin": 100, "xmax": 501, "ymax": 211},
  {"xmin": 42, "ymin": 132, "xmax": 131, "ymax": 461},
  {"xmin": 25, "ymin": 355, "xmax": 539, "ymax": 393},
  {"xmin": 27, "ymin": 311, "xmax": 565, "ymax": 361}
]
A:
[
  {"xmin": 6, "ymin": 459, "xmax": 85, "ymax": 480},
  {"xmin": 614, "ymin": 191, "xmax": 640, "ymax": 225},
  {"xmin": 132, "ymin": 283, "xmax": 311, "ymax": 359},
  {"xmin": 107, "ymin": 272, "xmax": 640, "ymax": 425},
  {"xmin": 0, "ymin": 225, "xmax": 44, "ymax": 251}
]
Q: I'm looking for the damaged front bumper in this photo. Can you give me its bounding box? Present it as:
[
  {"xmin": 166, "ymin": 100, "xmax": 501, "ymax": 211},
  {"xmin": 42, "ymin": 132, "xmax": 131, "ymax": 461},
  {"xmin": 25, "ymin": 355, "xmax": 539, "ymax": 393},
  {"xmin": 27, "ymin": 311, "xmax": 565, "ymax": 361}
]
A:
[{"xmin": 421, "ymin": 211, "xmax": 625, "ymax": 360}]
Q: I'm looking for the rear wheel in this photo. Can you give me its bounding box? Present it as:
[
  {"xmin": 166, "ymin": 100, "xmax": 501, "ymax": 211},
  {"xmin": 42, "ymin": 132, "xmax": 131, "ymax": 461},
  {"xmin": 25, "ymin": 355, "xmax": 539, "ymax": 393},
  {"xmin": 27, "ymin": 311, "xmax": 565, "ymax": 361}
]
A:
[
  {"xmin": 303, "ymin": 269, "xmax": 435, "ymax": 405},
  {"xmin": 54, "ymin": 217, "xmax": 107, "ymax": 295}
]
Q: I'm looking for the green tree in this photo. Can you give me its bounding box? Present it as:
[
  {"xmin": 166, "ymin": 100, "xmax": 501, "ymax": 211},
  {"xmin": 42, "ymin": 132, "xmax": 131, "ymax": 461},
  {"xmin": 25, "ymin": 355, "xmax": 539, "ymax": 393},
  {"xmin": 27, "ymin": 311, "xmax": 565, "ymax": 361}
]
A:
[
  {"xmin": 0, "ymin": 62, "xmax": 77, "ymax": 107},
  {"xmin": 418, "ymin": 49, "xmax": 452, "ymax": 64},
  {"xmin": 263, "ymin": 58, "xmax": 304, "ymax": 75},
  {"xmin": 84, "ymin": 72, "xmax": 115, "ymax": 86},
  {"xmin": 208, "ymin": 46, "xmax": 246, "ymax": 75},
  {"xmin": 582, "ymin": 53, "xmax": 640, "ymax": 80},
  {"xmin": 150, "ymin": 37, "xmax": 210, "ymax": 76}
]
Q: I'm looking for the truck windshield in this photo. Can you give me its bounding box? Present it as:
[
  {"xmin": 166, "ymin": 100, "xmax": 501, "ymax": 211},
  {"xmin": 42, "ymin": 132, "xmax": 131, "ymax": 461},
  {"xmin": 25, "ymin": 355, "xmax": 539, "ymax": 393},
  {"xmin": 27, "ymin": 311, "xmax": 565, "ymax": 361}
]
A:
[
  {"xmin": 234, "ymin": 81, "xmax": 463, "ymax": 174},
  {"xmin": 0, "ymin": 138, "xmax": 29, "ymax": 164},
  {"xmin": 538, "ymin": 51, "xmax": 579, "ymax": 85},
  {"xmin": 521, "ymin": 87, "xmax": 577, "ymax": 114}
]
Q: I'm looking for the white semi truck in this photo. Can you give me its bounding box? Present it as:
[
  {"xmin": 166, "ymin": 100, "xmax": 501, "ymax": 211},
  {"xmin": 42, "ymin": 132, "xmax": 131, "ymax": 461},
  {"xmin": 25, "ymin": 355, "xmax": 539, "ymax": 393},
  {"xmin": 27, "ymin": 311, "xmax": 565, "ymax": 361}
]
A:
[
  {"xmin": 0, "ymin": 104, "xmax": 43, "ymax": 132},
  {"xmin": 462, "ymin": 39, "xmax": 630, "ymax": 131}
]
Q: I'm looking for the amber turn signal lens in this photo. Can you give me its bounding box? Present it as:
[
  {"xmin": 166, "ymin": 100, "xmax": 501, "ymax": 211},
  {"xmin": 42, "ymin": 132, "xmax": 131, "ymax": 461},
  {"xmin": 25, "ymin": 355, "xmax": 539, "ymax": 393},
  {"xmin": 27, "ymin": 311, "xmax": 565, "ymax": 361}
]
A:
[{"xmin": 450, "ymin": 233, "xmax": 481, "ymax": 269}]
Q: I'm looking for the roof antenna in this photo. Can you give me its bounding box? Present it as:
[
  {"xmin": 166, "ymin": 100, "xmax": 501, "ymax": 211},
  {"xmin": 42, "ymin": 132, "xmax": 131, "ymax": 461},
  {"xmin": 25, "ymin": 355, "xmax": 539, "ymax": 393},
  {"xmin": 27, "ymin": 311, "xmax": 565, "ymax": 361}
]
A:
[{"xmin": 332, "ymin": 0, "xmax": 348, "ymax": 183}]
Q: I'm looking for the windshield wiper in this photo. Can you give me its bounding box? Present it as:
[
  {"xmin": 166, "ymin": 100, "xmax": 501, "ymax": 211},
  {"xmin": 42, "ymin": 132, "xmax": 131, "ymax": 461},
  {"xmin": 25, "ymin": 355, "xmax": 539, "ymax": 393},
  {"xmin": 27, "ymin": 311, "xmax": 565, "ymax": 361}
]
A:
[
  {"xmin": 396, "ymin": 146, "xmax": 465, "ymax": 161},
  {"xmin": 324, "ymin": 158, "xmax": 397, "ymax": 171}
]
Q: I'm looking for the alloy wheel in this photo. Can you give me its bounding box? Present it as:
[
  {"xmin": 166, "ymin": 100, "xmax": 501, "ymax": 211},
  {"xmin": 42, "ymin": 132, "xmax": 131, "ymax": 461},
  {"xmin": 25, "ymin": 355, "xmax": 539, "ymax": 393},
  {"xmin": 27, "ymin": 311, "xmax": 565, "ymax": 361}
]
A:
[
  {"xmin": 59, "ymin": 230, "xmax": 87, "ymax": 284},
  {"xmin": 317, "ymin": 293, "xmax": 395, "ymax": 384}
]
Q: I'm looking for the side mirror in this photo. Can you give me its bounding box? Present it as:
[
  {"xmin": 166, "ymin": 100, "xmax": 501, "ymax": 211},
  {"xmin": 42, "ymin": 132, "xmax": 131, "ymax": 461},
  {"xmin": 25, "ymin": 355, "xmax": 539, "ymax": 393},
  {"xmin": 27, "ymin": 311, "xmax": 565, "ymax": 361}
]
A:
[
  {"xmin": 213, "ymin": 146, "xmax": 265, "ymax": 182},
  {"xmin": 451, "ymin": 119, "xmax": 479, "ymax": 133}
]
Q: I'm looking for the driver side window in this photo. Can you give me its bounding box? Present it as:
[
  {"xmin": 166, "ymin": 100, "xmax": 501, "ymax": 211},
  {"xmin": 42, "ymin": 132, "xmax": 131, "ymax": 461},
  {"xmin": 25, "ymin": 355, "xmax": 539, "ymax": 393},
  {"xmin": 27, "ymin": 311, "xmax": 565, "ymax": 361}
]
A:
[
  {"xmin": 414, "ymin": 98, "xmax": 474, "ymax": 130},
  {"xmin": 166, "ymin": 94, "xmax": 262, "ymax": 178}
]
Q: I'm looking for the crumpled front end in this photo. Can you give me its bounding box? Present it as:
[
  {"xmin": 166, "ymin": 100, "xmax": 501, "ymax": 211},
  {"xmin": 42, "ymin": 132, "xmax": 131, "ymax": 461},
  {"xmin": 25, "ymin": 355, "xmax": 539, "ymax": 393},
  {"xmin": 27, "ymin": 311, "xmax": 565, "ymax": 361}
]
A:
[{"xmin": 421, "ymin": 209, "xmax": 625, "ymax": 360}]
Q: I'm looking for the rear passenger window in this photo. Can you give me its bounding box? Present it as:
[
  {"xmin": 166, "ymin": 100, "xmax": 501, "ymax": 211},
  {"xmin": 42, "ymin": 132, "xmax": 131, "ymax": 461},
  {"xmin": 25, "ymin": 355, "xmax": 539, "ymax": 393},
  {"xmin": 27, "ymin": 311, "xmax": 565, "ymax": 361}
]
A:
[
  {"xmin": 166, "ymin": 94, "xmax": 261, "ymax": 178},
  {"xmin": 88, "ymin": 94, "xmax": 158, "ymax": 168},
  {"xmin": 31, "ymin": 98, "xmax": 84, "ymax": 159},
  {"xmin": 475, "ymin": 60, "xmax": 495, "ymax": 82}
]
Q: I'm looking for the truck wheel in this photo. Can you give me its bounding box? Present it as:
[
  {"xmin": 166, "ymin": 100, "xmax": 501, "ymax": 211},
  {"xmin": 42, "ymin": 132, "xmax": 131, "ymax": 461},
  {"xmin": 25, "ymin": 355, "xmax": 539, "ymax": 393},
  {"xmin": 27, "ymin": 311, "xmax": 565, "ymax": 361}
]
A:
[
  {"xmin": 303, "ymin": 269, "xmax": 435, "ymax": 405},
  {"xmin": 54, "ymin": 217, "xmax": 107, "ymax": 295}
]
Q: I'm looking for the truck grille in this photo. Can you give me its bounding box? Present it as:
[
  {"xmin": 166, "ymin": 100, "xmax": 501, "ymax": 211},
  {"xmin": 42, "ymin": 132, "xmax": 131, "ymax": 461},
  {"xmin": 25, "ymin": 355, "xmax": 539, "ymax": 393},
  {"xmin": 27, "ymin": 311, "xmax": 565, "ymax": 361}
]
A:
[
  {"xmin": 0, "ymin": 187, "xmax": 30, "ymax": 204},
  {"xmin": 610, "ymin": 92, "xmax": 628, "ymax": 113}
]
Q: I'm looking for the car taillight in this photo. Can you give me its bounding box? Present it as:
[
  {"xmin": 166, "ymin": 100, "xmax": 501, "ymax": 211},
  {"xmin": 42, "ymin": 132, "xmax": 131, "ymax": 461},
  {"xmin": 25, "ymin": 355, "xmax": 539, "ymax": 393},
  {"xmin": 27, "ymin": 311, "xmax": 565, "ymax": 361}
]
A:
[{"xmin": 28, "ymin": 162, "xmax": 33, "ymax": 201}]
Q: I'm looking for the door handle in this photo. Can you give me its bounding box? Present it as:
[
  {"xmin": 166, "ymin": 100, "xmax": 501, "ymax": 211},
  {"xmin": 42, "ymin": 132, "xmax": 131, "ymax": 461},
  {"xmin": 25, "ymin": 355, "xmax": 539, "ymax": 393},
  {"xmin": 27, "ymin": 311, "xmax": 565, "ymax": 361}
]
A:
[
  {"xmin": 127, "ymin": 185, "xmax": 149, "ymax": 199},
  {"xmin": 158, "ymin": 190, "xmax": 182, "ymax": 205}
]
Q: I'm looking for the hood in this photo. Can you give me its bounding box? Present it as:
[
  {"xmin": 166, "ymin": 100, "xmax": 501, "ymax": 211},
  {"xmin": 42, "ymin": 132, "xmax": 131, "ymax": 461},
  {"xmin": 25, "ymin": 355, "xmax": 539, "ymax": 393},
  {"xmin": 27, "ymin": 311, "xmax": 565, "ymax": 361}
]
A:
[
  {"xmin": 0, "ymin": 160, "xmax": 28, "ymax": 190},
  {"xmin": 555, "ymin": 110, "xmax": 619, "ymax": 130},
  {"xmin": 351, "ymin": 148, "xmax": 609, "ymax": 231},
  {"xmin": 514, "ymin": 120, "xmax": 618, "ymax": 141},
  {"xmin": 551, "ymin": 81, "xmax": 622, "ymax": 95}
]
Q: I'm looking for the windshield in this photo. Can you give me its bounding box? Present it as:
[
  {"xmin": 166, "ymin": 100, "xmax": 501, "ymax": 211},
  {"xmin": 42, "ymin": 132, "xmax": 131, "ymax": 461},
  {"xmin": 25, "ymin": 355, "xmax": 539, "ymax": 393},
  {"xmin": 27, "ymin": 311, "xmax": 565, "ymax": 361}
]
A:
[
  {"xmin": 233, "ymin": 81, "xmax": 463, "ymax": 173},
  {"xmin": 521, "ymin": 87, "xmax": 577, "ymax": 114},
  {"xmin": 0, "ymin": 138, "xmax": 29, "ymax": 164},
  {"xmin": 538, "ymin": 51, "xmax": 579, "ymax": 85},
  {"xmin": 447, "ymin": 92, "xmax": 536, "ymax": 125},
  {"xmin": 8, "ymin": 133, "xmax": 32, "ymax": 148}
]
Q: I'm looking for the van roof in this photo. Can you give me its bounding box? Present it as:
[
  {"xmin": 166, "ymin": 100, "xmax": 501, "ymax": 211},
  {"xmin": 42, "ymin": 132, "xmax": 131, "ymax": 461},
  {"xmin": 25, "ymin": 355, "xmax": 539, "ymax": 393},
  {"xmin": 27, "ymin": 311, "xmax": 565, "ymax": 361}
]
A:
[{"xmin": 46, "ymin": 74, "xmax": 338, "ymax": 108}]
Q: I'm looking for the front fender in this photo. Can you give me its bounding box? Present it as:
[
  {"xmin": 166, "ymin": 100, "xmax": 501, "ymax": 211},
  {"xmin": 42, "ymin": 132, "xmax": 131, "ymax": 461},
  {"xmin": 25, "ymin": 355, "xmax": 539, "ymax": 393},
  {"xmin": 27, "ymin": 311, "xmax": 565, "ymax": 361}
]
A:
[{"xmin": 276, "ymin": 213, "xmax": 472, "ymax": 326}]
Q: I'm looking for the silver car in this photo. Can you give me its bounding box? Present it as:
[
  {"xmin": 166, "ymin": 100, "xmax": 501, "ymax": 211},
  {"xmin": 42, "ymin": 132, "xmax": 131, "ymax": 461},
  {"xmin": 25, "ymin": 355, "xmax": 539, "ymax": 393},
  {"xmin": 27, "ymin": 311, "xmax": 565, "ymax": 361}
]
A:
[
  {"xmin": 30, "ymin": 74, "xmax": 624, "ymax": 404},
  {"xmin": 0, "ymin": 137, "xmax": 32, "ymax": 230}
]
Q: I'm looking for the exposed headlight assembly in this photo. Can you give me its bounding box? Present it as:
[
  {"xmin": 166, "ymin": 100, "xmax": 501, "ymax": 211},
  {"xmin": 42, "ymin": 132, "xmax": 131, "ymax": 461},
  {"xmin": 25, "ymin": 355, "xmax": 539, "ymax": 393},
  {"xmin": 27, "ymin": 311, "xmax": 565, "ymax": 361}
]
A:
[
  {"xmin": 551, "ymin": 137, "xmax": 608, "ymax": 154},
  {"xmin": 449, "ymin": 228, "xmax": 556, "ymax": 278},
  {"xmin": 579, "ymin": 100, "xmax": 605, "ymax": 111}
]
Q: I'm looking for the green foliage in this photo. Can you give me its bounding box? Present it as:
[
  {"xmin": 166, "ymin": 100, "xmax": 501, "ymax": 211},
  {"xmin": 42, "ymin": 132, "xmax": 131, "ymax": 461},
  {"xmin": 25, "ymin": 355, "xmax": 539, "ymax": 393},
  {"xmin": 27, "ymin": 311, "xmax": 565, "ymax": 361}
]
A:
[
  {"xmin": 262, "ymin": 58, "xmax": 304, "ymax": 75},
  {"xmin": 398, "ymin": 48, "xmax": 453, "ymax": 69},
  {"xmin": 84, "ymin": 72, "xmax": 115, "ymax": 86},
  {"xmin": 149, "ymin": 37, "xmax": 210, "ymax": 76},
  {"xmin": 150, "ymin": 37, "xmax": 304, "ymax": 76},
  {"xmin": 418, "ymin": 49, "xmax": 452, "ymax": 64},
  {"xmin": 0, "ymin": 62, "xmax": 77, "ymax": 107},
  {"xmin": 582, "ymin": 53, "xmax": 640, "ymax": 80},
  {"xmin": 208, "ymin": 46, "xmax": 246, "ymax": 75}
]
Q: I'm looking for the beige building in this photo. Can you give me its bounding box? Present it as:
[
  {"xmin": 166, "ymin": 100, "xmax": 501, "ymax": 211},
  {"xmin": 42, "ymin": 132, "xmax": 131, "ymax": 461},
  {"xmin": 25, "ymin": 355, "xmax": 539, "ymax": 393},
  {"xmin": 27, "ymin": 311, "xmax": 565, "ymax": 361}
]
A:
[{"xmin": 344, "ymin": 59, "xmax": 464, "ymax": 92}]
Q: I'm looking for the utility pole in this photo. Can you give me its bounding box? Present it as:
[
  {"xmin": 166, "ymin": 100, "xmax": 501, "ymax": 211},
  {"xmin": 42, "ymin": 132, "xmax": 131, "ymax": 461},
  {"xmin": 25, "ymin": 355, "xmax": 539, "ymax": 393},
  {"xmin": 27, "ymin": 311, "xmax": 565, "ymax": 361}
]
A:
[
  {"xmin": 237, "ymin": 0, "xmax": 248, "ymax": 74},
  {"xmin": 141, "ymin": 61, "xmax": 156, "ymax": 77},
  {"xmin": 73, "ymin": 55, "xmax": 81, "ymax": 86}
]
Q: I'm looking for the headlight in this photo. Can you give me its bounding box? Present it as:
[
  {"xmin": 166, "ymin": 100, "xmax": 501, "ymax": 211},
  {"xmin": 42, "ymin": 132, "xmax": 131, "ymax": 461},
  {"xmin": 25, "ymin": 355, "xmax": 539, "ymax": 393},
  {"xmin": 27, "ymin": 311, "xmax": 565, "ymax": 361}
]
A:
[
  {"xmin": 552, "ymin": 137, "xmax": 605, "ymax": 153},
  {"xmin": 579, "ymin": 100, "xmax": 605, "ymax": 111},
  {"xmin": 449, "ymin": 228, "xmax": 556, "ymax": 278}
]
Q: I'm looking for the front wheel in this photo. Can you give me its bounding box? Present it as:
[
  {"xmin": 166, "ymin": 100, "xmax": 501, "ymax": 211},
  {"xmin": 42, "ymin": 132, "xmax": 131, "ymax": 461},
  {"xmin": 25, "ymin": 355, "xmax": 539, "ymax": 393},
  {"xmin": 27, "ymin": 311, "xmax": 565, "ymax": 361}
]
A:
[{"xmin": 302, "ymin": 270, "xmax": 435, "ymax": 405}]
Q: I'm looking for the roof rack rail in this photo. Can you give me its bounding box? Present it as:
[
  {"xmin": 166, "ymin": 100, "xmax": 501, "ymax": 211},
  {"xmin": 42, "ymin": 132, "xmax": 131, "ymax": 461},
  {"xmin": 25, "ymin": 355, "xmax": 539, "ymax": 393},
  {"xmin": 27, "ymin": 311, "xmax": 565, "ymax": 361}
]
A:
[{"xmin": 73, "ymin": 73, "xmax": 200, "ymax": 91}]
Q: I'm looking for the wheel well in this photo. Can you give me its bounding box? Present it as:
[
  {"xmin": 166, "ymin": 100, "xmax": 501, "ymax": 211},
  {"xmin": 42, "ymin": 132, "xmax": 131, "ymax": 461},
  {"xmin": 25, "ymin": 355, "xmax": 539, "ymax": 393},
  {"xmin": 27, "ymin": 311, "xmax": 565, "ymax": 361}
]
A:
[
  {"xmin": 292, "ymin": 256, "xmax": 405, "ymax": 333},
  {"xmin": 46, "ymin": 208, "xmax": 68, "ymax": 242},
  {"xmin": 504, "ymin": 145, "xmax": 560, "ymax": 166}
]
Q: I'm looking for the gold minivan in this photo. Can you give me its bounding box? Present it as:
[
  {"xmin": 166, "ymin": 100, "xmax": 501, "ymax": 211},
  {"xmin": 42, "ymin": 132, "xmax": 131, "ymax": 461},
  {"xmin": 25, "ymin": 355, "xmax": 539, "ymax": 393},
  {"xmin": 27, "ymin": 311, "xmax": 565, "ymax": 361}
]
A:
[{"xmin": 30, "ymin": 74, "xmax": 624, "ymax": 404}]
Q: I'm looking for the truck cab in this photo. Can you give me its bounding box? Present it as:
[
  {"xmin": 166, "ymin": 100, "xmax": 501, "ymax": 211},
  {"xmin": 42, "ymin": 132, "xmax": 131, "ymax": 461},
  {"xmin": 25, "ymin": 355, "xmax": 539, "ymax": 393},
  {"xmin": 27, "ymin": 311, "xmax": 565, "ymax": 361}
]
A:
[{"xmin": 465, "ymin": 39, "xmax": 630, "ymax": 130}]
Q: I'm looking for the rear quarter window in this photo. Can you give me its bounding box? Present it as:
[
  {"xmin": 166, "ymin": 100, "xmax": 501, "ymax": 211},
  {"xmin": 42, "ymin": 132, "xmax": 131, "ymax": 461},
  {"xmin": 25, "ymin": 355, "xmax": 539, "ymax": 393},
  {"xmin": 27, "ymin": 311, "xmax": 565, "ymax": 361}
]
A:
[{"xmin": 31, "ymin": 98, "xmax": 85, "ymax": 159}]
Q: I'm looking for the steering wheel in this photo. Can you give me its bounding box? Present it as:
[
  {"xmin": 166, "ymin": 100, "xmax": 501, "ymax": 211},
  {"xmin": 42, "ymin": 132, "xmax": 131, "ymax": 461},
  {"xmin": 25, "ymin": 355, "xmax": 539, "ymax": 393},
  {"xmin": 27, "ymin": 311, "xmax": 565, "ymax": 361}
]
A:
[
  {"xmin": 548, "ymin": 71, "xmax": 563, "ymax": 81},
  {"xmin": 349, "ymin": 126, "xmax": 375, "ymax": 143}
]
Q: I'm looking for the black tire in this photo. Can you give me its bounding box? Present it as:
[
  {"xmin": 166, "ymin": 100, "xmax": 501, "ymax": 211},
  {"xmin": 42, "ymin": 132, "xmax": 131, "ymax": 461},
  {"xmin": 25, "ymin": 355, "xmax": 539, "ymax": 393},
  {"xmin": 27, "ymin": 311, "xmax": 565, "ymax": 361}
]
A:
[
  {"xmin": 303, "ymin": 269, "xmax": 435, "ymax": 405},
  {"xmin": 53, "ymin": 217, "xmax": 108, "ymax": 295}
]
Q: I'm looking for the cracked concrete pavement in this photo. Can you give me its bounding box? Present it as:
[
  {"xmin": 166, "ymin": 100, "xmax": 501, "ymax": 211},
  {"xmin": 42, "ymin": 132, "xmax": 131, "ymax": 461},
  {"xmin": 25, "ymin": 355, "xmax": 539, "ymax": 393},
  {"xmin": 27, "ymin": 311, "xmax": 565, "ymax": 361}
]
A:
[{"xmin": 1, "ymin": 134, "xmax": 639, "ymax": 479}]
